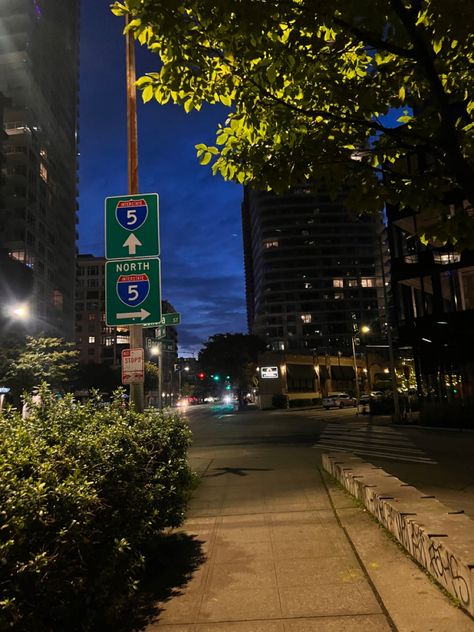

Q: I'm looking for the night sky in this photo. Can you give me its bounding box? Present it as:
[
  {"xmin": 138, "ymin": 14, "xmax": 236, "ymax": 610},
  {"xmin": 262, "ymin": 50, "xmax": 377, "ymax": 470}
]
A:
[{"xmin": 79, "ymin": 1, "xmax": 247, "ymax": 356}]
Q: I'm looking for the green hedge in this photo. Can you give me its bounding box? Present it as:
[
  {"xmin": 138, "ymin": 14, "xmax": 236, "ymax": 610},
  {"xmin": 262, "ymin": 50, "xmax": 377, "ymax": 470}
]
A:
[{"xmin": 0, "ymin": 387, "xmax": 193, "ymax": 631}]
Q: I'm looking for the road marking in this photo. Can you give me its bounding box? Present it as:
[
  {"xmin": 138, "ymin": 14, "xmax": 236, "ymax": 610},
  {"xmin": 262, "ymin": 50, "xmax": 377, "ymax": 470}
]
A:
[{"xmin": 313, "ymin": 422, "xmax": 437, "ymax": 464}]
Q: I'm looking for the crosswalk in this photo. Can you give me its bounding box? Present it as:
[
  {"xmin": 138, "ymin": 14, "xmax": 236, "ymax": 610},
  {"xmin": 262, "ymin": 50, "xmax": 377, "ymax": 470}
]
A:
[{"xmin": 313, "ymin": 421, "xmax": 437, "ymax": 464}]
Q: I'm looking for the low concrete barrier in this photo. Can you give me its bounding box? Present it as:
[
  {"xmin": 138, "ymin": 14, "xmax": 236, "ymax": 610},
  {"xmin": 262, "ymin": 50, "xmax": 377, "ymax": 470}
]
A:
[{"xmin": 323, "ymin": 451, "xmax": 474, "ymax": 616}]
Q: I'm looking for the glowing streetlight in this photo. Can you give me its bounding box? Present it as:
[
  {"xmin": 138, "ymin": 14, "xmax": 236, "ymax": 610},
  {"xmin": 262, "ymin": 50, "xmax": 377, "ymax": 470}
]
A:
[
  {"xmin": 149, "ymin": 345, "xmax": 161, "ymax": 409},
  {"xmin": 7, "ymin": 303, "xmax": 30, "ymax": 321}
]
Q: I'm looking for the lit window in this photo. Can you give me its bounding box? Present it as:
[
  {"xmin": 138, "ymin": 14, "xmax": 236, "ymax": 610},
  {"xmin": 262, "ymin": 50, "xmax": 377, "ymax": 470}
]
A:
[
  {"xmin": 333, "ymin": 279, "xmax": 344, "ymax": 288},
  {"xmin": 301, "ymin": 314, "xmax": 312, "ymax": 323},
  {"xmin": 52, "ymin": 290, "xmax": 63, "ymax": 308},
  {"xmin": 304, "ymin": 282, "xmax": 312, "ymax": 289},
  {"xmin": 88, "ymin": 313, "xmax": 96, "ymax": 321},
  {"xmin": 88, "ymin": 336, "xmax": 95, "ymax": 344},
  {"xmin": 361, "ymin": 278, "xmax": 375, "ymax": 287},
  {"xmin": 348, "ymin": 279, "xmax": 358, "ymax": 287},
  {"xmin": 264, "ymin": 240, "xmax": 279, "ymax": 249},
  {"xmin": 9, "ymin": 250, "xmax": 26, "ymax": 262},
  {"xmin": 334, "ymin": 292, "xmax": 344, "ymax": 300},
  {"xmin": 39, "ymin": 162, "xmax": 48, "ymax": 182},
  {"xmin": 117, "ymin": 335, "xmax": 129, "ymax": 344},
  {"xmin": 433, "ymin": 252, "xmax": 461, "ymax": 264},
  {"xmin": 105, "ymin": 337, "xmax": 114, "ymax": 347}
]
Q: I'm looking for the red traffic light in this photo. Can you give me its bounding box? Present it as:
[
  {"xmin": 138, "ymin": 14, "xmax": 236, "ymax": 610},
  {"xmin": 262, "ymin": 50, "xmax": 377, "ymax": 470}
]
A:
[{"xmin": 198, "ymin": 372, "xmax": 205, "ymax": 379}]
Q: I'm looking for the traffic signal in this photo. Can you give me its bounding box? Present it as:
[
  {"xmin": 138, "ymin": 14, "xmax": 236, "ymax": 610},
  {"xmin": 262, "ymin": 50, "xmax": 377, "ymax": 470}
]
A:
[
  {"xmin": 213, "ymin": 374, "xmax": 220, "ymax": 381},
  {"xmin": 198, "ymin": 372, "xmax": 205, "ymax": 380},
  {"xmin": 225, "ymin": 384, "xmax": 231, "ymax": 391}
]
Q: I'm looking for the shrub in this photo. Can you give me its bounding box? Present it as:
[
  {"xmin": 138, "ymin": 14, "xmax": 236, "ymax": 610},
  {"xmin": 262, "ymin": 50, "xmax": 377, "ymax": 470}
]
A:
[{"xmin": 0, "ymin": 386, "xmax": 193, "ymax": 631}]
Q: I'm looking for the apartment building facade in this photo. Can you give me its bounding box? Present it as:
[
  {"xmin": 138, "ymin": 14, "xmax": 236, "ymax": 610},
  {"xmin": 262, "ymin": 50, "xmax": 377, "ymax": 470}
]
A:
[
  {"xmin": 0, "ymin": 0, "xmax": 80, "ymax": 338},
  {"xmin": 242, "ymin": 187, "xmax": 382, "ymax": 356}
]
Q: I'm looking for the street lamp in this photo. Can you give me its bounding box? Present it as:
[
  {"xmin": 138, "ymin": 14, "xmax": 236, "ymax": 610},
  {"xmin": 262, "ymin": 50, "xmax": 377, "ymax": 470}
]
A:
[
  {"xmin": 351, "ymin": 325, "xmax": 371, "ymax": 406},
  {"xmin": 150, "ymin": 344, "xmax": 162, "ymax": 409},
  {"xmin": 5, "ymin": 303, "xmax": 30, "ymax": 321},
  {"xmin": 177, "ymin": 364, "xmax": 189, "ymax": 398}
]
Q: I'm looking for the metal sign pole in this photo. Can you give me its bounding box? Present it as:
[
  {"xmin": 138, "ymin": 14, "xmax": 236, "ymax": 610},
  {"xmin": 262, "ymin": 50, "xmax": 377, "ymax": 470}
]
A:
[{"xmin": 125, "ymin": 14, "xmax": 144, "ymax": 412}]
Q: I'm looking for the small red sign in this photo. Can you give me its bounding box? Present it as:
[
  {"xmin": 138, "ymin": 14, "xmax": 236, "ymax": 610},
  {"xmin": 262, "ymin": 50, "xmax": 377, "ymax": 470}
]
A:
[{"xmin": 121, "ymin": 348, "xmax": 144, "ymax": 384}]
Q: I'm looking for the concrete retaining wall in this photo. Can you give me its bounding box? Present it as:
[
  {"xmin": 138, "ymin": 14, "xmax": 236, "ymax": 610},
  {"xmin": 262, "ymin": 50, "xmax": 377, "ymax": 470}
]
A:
[{"xmin": 323, "ymin": 451, "xmax": 474, "ymax": 616}]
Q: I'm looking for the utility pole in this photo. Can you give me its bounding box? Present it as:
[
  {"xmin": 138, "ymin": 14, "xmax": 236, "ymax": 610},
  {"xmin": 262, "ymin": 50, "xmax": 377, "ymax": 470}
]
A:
[
  {"xmin": 378, "ymin": 234, "xmax": 401, "ymax": 423},
  {"xmin": 125, "ymin": 14, "xmax": 144, "ymax": 412},
  {"xmin": 351, "ymin": 335, "xmax": 361, "ymax": 406}
]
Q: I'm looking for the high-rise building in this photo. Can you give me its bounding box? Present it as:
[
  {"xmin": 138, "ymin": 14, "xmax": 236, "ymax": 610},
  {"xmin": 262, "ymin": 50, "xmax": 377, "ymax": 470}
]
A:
[
  {"xmin": 242, "ymin": 187, "xmax": 382, "ymax": 356},
  {"xmin": 0, "ymin": 0, "xmax": 80, "ymax": 339},
  {"xmin": 387, "ymin": 205, "xmax": 474, "ymax": 399}
]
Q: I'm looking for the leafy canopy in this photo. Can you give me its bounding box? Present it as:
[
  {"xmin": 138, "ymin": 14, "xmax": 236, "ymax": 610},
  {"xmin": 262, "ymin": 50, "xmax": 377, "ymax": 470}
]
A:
[
  {"xmin": 4, "ymin": 336, "xmax": 79, "ymax": 393},
  {"xmin": 112, "ymin": 0, "xmax": 474, "ymax": 247},
  {"xmin": 198, "ymin": 333, "xmax": 266, "ymax": 387}
]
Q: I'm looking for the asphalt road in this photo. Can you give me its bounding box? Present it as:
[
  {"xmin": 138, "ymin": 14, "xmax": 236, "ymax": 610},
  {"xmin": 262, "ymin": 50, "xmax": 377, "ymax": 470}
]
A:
[{"xmin": 182, "ymin": 403, "xmax": 474, "ymax": 519}]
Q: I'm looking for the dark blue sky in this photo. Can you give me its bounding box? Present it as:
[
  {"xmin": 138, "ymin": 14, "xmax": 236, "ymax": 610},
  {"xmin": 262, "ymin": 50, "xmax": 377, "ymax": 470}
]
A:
[{"xmin": 79, "ymin": 1, "xmax": 247, "ymax": 356}]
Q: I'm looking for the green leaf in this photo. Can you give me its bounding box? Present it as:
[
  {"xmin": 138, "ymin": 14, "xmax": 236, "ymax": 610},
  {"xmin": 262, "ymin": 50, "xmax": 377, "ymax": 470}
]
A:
[
  {"xmin": 135, "ymin": 75, "xmax": 152, "ymax": 88},
  {"xmin": 110, "ymin": 2, "xmax": 128, "ymax": 16},
  {"xmin": 433, "ymin": 38, "xmax": 444, "ymax": 55},
  {"xmin": 199, "ymin": 152, "xmax": 212, "ymax": 165},
  {"xmin": 142, "ymin": 85, "xmax": 154, "ymax": 103},
  {"xmin": 220, "ymin": 94, "xmax": 232, "ymax": 106},
  {"xmin": 266, "ymin": 65, "xmax": 277, "ymax": 84}
]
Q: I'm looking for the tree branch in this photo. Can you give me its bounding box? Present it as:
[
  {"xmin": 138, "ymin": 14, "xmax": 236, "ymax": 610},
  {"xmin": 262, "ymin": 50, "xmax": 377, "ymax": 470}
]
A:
[{"xmin": 332, "ymin": 17, "xmax": 417, "ymax": 60}]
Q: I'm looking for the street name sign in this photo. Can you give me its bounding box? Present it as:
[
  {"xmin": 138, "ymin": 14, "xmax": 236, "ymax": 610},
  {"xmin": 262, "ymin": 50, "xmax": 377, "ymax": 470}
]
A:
[
  {"xmin": 145, "ymin": 337, "xmax": 161, "ymax": 350},
  {"xmin": 162, "ymin": 312, "xmax": 181, "ymax": 326},
  {"xmin": 155, "ymin": 325, "xmax": 166, "ymax": 339},
  {"xmin": 161, "ymin": 340, "xmax": 175, "ymax": 352},
  {"xmin": 105, "ymin": 258, "xmax": 161, "ymax": 326},
  {"xmin": 121, "ymin": 348, "xmax": 144, "ymax": 384},
  {"xmin": 105, "ymin": 193, "xmax": 160, "ymax": 260}
]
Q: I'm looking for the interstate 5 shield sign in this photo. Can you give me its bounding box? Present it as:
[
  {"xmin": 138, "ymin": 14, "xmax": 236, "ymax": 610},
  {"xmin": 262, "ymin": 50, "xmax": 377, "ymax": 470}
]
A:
[
  {"xmin": 117, "ymin": 272, "xmax": 150, "ymax": 307},
  {"xmin": 105, "ymin": 193, "xmax": 160, "ymax": 260},
  {"xmin": 105, "ymin": 258, "xmax": 161, "ymax": 326},
  {"xmin": 116, "ymin": 198, "xmax": 148, "ymax": 231}
]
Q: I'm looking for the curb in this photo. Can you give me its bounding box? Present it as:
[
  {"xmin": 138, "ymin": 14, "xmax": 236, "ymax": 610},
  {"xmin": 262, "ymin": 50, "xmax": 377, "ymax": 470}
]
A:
[{"xmin": 323, "ymin": 451, "xmax": 474, "ymax": 618}]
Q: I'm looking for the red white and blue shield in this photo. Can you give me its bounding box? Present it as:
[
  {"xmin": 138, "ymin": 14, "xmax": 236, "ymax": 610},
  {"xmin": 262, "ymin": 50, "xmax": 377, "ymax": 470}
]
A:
[
  {"xmin": 115, "ymin": 198, "xmax": 148, "ymax": 231},
  {"xmin": 117, "ymin": 274, "xmax": 150, "ymax": 307}
]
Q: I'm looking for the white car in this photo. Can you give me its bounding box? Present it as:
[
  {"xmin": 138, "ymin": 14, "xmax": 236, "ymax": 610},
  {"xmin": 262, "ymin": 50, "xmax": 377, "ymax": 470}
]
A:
[{"xmin": 322, "ymin": 392, "xmax": 357, "ymax": 409}]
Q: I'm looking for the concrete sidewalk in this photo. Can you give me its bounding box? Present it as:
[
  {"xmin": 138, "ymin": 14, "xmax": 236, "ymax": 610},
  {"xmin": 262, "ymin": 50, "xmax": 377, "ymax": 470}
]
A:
[{"xmin": 146, "ymin": 445, "xmax": 474, "ymax": 631}]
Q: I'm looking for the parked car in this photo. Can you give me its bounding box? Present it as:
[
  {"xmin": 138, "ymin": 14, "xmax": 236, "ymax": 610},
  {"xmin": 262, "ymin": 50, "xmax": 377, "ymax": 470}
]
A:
[
  {"xmin": 370, "ymin": 390, "xmax": 385, "ymax": 399},
  {"xmin": 322, "ymin": 392, "xmax": 357, "ymax": 409}
]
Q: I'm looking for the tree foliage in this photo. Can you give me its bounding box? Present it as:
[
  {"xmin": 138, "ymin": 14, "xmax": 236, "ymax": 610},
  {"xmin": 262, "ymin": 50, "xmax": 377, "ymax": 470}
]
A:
[
  {"xmin": 4, "ymin": 337, "xmax": 79, "ymax": 393},
  {"xmin": 112, "ymin": 0, "xmax": 474, "ymax": 247},
  {"xmin": 198, "ymin": 333, "xmax": 265, "ymax": 392}
]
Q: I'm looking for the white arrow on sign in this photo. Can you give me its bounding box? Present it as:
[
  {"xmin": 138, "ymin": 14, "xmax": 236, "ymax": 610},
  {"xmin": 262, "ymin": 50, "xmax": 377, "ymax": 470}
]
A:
[
  {"xmin": 123, "ymin": 233, "xmax": 142, "ymax": 255},
  {"xmin": 116, "ymin": 308, "xmax": 151, "ymax": 321}
]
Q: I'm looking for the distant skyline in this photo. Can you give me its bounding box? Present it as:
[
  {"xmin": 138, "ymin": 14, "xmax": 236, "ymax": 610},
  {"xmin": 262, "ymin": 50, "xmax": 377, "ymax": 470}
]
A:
[{"xmin": 79, "ymin": 1, "xmax": 247, "ymax": 356}]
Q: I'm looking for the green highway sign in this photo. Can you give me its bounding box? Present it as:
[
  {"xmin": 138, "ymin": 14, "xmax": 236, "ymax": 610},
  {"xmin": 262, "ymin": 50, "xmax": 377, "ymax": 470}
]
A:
[
  {"xmin": 105, "ymin": 193, "xmax": 160, "ymax": 260},
  {"xmin": 155, "ymin": 325, "xmax": 166, "ymax": 339},
  {"xmin": 161, "ymin": 340, "xmax": 175, "ymax": 352},
  {"xmin": 162, "ymin": 312, "xmax": 181, "ymax": 326},
  {"xmin": 105, "ymin": 258, "xmax": 161, "ymax": 326}
]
